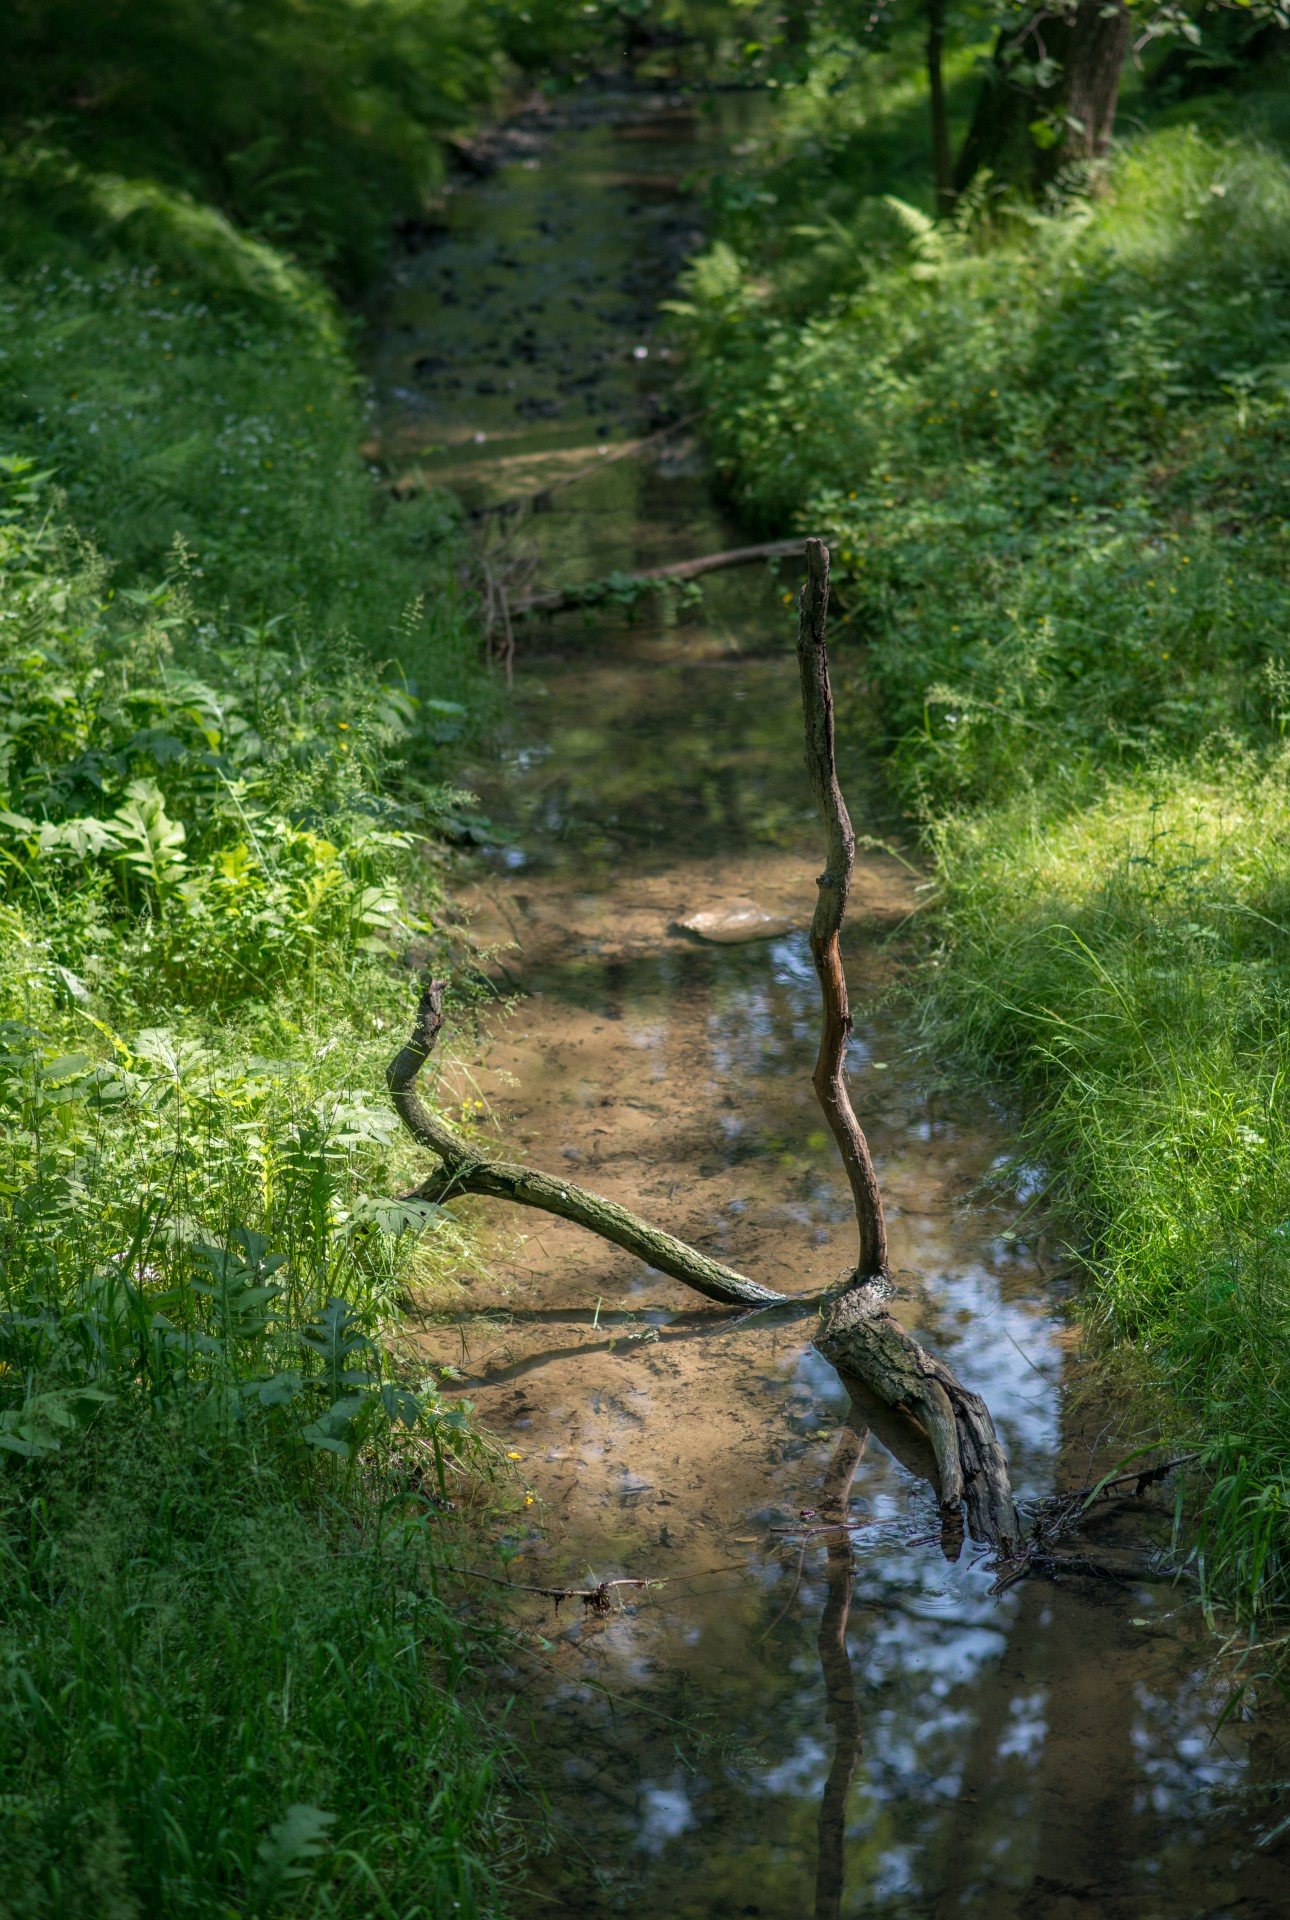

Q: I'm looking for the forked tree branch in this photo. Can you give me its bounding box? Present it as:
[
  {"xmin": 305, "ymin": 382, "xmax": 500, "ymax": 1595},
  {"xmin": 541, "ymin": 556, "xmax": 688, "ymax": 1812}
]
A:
[{"xmin": 384, "ymin": 538, "xmax": 1020, "ymax": 1550}]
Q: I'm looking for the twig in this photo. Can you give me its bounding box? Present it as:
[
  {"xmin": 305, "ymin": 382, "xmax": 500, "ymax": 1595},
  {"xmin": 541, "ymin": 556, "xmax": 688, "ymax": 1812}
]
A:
[
  {"xmin": 992, "ymin": 1549, "xmax": 1172, "ymax": 1597},
  {"xmin": 468, "ymin": 412, "xmax": 702, "ymax": 521},
  {"xmin": 1080, "ymin": 1452, "xmax": 1198, "ymax": 1504},
  {"xmin": 451, "ymin": 1567, "xmax": 660, "ymax": 1612},
  {"xmin": 498, "ymin": 582, "xmax": 515, "ymax": 689},
  {"xmin": 768, "ymin": 1519, "xmax": 875, "ymax": 1538},
  {"xmin": 513, "ymin": 538, "xmax": 806, "ymax": 617}
]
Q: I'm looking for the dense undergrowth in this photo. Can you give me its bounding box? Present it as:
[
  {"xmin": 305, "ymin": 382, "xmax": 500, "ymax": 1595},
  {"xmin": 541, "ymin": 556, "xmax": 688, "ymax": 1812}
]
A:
[
  {"xmin": 681, "ymin": 34, "xmax": 1290, "ymax": 1624},
  {"xmin": 0, "ymin": 5, "xmax": 569, "ymax": 1913}
]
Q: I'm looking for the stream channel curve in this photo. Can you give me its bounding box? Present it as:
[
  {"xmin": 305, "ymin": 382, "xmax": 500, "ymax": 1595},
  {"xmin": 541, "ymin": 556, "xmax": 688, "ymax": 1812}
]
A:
[{"xmin": 366, "ymin": 87, "xmax": 1289, "ymax": 1920}]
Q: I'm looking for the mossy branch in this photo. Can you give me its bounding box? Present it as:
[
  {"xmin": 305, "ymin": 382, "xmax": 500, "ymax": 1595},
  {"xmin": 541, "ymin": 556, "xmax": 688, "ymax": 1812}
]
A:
[{"xmin": 387, "ymin": 982, "xmax": 786, "ymax": 1310}]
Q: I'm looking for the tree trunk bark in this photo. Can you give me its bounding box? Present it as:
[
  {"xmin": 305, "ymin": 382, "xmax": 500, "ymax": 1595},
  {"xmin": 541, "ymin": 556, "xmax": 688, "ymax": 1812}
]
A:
[
  {"xmin": 954, "ymin": 1, "xmax": 1130, "ymax": 197},
  {"xmin": 927, "ymin": 0, "xmax": 954, "ymax": 215},
  {"xmin": 952, "ymin": 26, "xmax": 1032, "ymax": 198},
  {"xmin": 1037, "ymin": 0, "xmax": 1131, "ymax": 185}
]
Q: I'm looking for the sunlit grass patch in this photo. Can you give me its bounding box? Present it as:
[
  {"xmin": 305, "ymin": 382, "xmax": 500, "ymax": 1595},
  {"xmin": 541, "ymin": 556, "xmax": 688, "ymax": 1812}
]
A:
[
  {"xmin": 689, "ymin": 108, "xmax": 1290, "ymax": 1615},
  {"xmin": 926, "ymin": 755, "xmax": 1290, "ymax": 1611}
]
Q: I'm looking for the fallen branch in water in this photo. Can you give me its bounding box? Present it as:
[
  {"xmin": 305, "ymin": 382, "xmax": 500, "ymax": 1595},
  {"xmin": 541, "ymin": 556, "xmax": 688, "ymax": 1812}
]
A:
[
  {"xmin": 452, "ymin": 1567, "xmax": 660, "ymax": 1612},
  {"xmin": 385, "ymin": 536, "xmax": 1020, "ymax": 1552},
  {"xmin": 512, "ymin": 538, "xmax": 806, "ymax": 617},
  {"xmin": 467, "ymin": 413, "xmax": 701, "ymax": 521},
  {"xmin": 1081, "ymin": 1452, "xmax": 1199, "ymax": 1505},
  {"xmin": 992, "ymin": 1549, "xmax": 1180, "ymax": 1596},
  {"xmin": 387, "ymin": 982, "xmax": 785, "ymax": 1311}
]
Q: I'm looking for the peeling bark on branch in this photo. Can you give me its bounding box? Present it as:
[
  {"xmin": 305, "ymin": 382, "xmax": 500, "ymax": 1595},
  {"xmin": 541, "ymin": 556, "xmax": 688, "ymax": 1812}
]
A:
[{"xmin": 817, "ymin": 1283, "xmax": 1019, "ymax": 1548}]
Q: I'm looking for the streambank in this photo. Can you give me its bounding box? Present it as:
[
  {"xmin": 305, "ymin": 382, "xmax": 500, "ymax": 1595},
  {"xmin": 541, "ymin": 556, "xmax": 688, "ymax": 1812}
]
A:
[
  {"xmin": 0, "ymin": 14, "xmax": 528, "ymax": 1912},
  {"xmin": 366, "ymin": 88, "xmax": 1290, "ymax": 1916},
  {"xmin": 673, "ymin": 86, "xmax": 1290, "ymax": 1636}
]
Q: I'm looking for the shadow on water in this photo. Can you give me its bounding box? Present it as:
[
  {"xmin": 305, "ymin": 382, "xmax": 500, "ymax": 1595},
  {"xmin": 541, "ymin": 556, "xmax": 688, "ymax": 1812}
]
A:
[{"xmin": 367, "ymin": 87, "xmax": 1290, "ymax": 1919}]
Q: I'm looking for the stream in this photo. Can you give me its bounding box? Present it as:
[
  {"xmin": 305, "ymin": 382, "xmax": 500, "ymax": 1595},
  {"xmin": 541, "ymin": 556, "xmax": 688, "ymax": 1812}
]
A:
[{"xmin": 366, "ymin": 90, "xmax": 1287, "ymax": 1920}]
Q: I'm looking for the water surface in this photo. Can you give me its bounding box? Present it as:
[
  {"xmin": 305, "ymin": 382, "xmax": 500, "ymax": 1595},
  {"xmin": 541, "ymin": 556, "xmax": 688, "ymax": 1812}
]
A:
[{"xmin": 367, "ymin": 91, "xmax": 1288, "ymax": 1918}]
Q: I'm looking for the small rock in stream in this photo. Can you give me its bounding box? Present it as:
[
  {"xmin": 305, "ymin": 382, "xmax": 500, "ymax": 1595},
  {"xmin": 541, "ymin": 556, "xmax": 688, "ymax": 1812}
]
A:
[{"xmin": 674, "ymin": 899, "xmax": 797, "ymax": 944}]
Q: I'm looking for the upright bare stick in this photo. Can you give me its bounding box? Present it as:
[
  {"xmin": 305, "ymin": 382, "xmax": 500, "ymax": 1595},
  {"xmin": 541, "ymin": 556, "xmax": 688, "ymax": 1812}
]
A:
[
  {"xmin": 797, "ymin": 537, "xmax": 887, "ymax": 1280},
  {"xmin": 798, "ymin": 537, "xmax": 1019, "ymax": 1547}
]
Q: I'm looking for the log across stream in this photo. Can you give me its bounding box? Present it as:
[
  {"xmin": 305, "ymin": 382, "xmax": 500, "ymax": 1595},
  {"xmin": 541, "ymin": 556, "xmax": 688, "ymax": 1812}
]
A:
[{"xmin": 366, "ymin": 88, "xmax": 1288, "ymax": 1920}]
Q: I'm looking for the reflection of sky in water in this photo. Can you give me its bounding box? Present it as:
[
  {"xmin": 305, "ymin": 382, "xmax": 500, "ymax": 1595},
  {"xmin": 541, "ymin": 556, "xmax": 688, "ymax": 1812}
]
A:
[
  {"xmin": 636, "ymin": 1780, "xmax": 696, "ymax": 1853},
  {"xmin": 919, "ymin": 1264, "xmax": 1062, "ymax": 1493},
  {"xmin": 1132, "ymin": 1674, "xmax": 1247, "ymax": 1817},
  {"xmin": 998, "ymin": 1689, "xmax": 1048, "ymax": 1761},
  {"xmin": 379, "ymin": 99, "xmax": 1283, "ymax": 1920}
]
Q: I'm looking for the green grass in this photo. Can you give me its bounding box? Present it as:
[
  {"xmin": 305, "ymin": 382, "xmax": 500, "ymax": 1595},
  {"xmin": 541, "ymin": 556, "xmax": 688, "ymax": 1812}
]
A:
[
  {"xmin": 0, "ymin": 5, "xmax": 540, "ymax": 1905},
  {"xmin": 681, "ymin": 53, "xmax": 1290, "ymax": 1620},
  {"xmin": 2, "ymin": 1412, "xmax": 516, "ymax": 1919}
]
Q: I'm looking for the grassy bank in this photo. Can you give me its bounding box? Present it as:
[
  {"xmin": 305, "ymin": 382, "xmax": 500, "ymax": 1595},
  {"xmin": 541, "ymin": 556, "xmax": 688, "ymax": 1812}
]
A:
[
  {"xmin": 679, "ymin": 44, "xmax": 1290, "ymax": 1620},
  {"xmin": 0, "ymin": 7, "xmax": 547, "ymax": 1913}
]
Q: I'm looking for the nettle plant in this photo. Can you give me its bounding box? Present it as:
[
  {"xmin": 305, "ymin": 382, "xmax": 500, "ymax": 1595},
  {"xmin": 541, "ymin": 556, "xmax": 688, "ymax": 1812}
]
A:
[{"xmin": 0, "ymin": 1005, "xmax": 481, "ymax": 1475}]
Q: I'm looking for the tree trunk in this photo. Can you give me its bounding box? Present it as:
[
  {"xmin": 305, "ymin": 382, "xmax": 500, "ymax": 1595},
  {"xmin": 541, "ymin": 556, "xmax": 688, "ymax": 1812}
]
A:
[
  {"xmin": 954, "ymin": 1, "xmax": 1130, "ymax": 198},
  {"xmin": 1038, "ymin": 0, "xmax": 1131, "ymax": 184},
  {"xmin": 927, "ymin": 0, "xmax": 954, "ymax": 215}
]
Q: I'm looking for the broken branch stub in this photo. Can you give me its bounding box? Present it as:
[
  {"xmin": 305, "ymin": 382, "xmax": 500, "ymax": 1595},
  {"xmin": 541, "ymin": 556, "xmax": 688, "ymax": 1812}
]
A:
[
  {"xmin": 816, "ymin": 1283, "xmax": 1019, "ymax": 1548},
  {"xmin": 387, "ymin": 982, "xmax": 785, "ymax": 1309}
]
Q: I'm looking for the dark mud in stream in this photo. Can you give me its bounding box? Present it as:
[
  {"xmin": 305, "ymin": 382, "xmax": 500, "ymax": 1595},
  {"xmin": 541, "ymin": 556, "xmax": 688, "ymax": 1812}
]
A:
[{"xmin": 367, "ymin": 92, "xmax": 1289, "ymax": 1920}]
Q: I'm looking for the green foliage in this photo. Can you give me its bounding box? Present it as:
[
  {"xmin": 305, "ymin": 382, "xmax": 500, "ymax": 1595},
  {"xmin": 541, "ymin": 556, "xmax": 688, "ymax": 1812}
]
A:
[
  {"xmin": 685, "ymin": 104, "xmax": 1290, "ymax": 1620},
  {"xmin": 0, "ymin": 1411, "xmax": 512, "ymax": 1917},
  {"xmin": 0, "ymin": 0, "xmax": 518, "ymax": 1895},
  {"xmin": 0, "ymin": 461, "xmax": 461, "ymax": 1012},
  {"xmin": 0, "ymin": 0, "xmax": 504, "ymax": 292}
]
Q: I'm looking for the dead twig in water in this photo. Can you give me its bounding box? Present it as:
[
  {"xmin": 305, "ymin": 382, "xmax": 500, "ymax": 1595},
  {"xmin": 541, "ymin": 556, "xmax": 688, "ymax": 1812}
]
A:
[
  {"xmin": 992, "ymin": 1549, "xmax": 1176, "ymax": 1596},
  {"xmin": 467, "ymin": 412, "xmax": 702, "ymax": 521},
  {"xmin": 1080, "ymin": 1452, "xmax": 1199, "ymax": 1505},
  {"xmin": 451, "ymin": 1567, "xmax": 660, "ymax": 1613},
  {"xmin": 513, "ymin": 538, "xmax": 806, "ymax": 617}
]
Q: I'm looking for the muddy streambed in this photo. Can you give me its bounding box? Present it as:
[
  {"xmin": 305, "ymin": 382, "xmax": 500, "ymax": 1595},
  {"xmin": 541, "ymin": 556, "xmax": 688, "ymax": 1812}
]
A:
[{"xmin": 366, "ymin": 93, "xmax": 1287, "ymax": 1919}]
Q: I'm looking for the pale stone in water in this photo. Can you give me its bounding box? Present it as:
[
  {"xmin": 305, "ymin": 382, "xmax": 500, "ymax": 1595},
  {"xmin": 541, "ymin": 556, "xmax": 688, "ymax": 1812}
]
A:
[{"xmin": 675, "ymin": 899, "xmax": 796, "ymax": 944}]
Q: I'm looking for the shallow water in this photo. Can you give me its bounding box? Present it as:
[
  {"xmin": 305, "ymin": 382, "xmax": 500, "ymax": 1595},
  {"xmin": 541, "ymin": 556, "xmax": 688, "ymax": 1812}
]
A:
[{"xmin": 367, "ymin": 92, "xmax": 1288, "ymax": 1919}]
